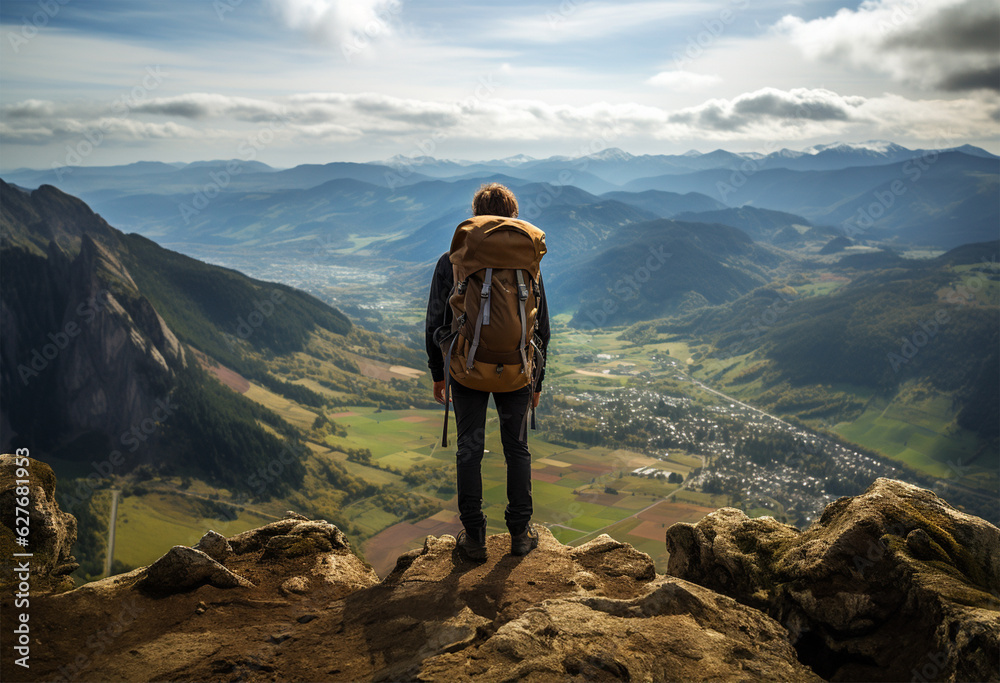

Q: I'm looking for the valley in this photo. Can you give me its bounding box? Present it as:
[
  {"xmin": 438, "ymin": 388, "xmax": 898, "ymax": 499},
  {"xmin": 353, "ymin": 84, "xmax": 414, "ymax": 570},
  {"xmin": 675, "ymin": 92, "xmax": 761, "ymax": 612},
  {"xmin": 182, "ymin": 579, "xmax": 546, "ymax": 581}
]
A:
[
  {"xmin": 51, "ymin": 293, "xmax": 996, "ymax": 581},
  {"xmin": 2, "ymin": 144, "xmax": 996, "ymax": 587}
]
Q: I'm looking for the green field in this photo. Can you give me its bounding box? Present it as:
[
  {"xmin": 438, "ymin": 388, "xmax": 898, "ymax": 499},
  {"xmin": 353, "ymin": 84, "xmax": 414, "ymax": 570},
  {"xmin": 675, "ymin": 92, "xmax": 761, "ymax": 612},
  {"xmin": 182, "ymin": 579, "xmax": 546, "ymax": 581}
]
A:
[
  {"xmin": 100, "ymin": 289, "xmax": 994, "ymax": 578},
  {"xmin": 113, "ymin": 491, "xmax": 275, "ymax": 570},
  {"xmin": 833, "ymin": 393, "xmax": 980, "ymax": 478}
]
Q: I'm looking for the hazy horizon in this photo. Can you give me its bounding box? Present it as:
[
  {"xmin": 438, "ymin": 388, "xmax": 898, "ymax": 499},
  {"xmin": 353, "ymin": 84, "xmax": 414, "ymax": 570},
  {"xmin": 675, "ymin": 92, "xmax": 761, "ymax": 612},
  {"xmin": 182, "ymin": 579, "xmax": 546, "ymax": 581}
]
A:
[
  {"xmin": 3, "ymin": 138, "xmax": 997, "ymax": 176},
  {"xmin": 2, "ymin": 0, "xmax": 997, "ymax": 171}
]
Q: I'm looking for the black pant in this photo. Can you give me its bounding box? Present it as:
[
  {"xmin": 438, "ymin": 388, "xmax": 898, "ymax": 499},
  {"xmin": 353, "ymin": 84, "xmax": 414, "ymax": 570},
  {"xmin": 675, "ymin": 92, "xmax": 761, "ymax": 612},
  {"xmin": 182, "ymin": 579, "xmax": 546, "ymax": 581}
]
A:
[{"xmin": 451, "ymin": 380, "xmax": 533, "ymax": 535}]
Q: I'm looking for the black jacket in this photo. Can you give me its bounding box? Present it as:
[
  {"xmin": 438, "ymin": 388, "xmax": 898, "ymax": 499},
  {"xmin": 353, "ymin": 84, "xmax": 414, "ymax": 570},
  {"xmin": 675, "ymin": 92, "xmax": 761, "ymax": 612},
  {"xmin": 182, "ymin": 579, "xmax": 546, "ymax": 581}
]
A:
[{"xmin": 424, "ymin": 251, "xmax": 549, "ymax": 390}]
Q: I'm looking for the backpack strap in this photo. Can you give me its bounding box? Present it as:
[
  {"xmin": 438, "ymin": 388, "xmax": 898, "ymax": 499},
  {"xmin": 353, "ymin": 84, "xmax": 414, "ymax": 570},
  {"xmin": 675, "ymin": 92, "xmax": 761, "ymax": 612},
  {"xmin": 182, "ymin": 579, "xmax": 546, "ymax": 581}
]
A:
[
  {"xmin": 441, "ymin": 332, "xmax": 459, "ymax": 447},
  {"xmin": 515, "ymin": 270, "xmax": 529, "ymax": 374},
  {"xmin": 519, "ymin": 337, "xmax": 543, "ymax": 441},
  {"xmin": 467, "ymin": 268, "xmax": 492, "ymax": 370},
  {"xmin": 529, "ymin": 339, "xmax": 541, "ymax": 430}
]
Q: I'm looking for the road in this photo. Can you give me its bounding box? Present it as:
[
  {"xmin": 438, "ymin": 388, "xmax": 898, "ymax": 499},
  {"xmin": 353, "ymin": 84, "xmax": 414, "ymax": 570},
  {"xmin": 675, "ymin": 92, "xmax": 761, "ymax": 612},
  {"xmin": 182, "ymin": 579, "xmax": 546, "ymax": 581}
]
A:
[
  {"xmin": 103, "ymin": 488, "xmax": 120, "ymax": 577},
  {"xmin": 689, "ymin": 379, "xmax": 798, "ymax": 430},
  {"xmin": 549, "ymin": 453, "xmax": 707, "ymax": 544}
]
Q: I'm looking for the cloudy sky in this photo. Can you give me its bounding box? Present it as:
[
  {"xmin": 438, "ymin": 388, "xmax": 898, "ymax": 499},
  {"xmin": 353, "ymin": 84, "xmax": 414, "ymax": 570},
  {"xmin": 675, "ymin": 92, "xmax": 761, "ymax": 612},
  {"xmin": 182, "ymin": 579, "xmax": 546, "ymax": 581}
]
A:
[{"xmin": 1, "ymin": 0, "xmax": 997, "ymax": 170}]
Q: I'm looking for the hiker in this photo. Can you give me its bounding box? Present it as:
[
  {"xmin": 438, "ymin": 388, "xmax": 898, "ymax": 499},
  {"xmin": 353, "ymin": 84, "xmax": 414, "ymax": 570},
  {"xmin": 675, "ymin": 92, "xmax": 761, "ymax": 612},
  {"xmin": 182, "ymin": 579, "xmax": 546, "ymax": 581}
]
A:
[{"xmin": 425, "ymin": 182, "xmax": 550, "ymax": 561}]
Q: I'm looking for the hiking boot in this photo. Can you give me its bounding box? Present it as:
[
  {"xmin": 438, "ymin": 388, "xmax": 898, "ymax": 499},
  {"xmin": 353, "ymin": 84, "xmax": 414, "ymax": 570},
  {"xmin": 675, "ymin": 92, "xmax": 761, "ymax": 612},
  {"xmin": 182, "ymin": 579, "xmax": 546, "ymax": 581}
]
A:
[
  {"xmin": 457, "ymin": 527, "xmax": 487, "ymax": 562},
  {"xmin": 510, "ymin": 524, "xmax": 539, "ymax": 556}
]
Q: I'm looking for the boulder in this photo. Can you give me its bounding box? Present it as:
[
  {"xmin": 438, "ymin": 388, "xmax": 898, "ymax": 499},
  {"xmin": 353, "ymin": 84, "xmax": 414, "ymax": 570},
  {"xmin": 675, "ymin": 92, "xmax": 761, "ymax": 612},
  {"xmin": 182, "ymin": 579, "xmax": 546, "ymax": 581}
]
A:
[
  {"xmin": 227, "ymin": 518, "xmax": 347, "ymax": 555},
  {"xmin": 666, "ymin": 478, "xmax": 1000, "ymax": 681},
  {"xmin": 193, "ymin": 529, "xmax": 233, "ymax": 564},
  {"xmin": 138, "ymin": 545, "xmax": 254, "ymax": 594},
  {"xmin": 419, "ymin": 578, "xmax": 822, "ymax": 682},
  {"xmin": 0, "ymin": 454, "xmax": 78, "ymax": 591}
]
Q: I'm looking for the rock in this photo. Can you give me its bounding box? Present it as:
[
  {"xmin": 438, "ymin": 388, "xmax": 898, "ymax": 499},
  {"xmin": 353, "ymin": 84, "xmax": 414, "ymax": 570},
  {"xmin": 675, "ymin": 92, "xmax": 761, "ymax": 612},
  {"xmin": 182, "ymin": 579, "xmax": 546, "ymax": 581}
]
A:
[
  {"xmin": 52, "ymin": 561, "xmax": 81, "ymax": 576},
  {"xmin": 419, "ymin": 578, "xmax": 821, "ymax": 682},
  {"xmin": 0, "ymin": 454, "xmax": 78, "ymax": 591},
  {"xmin": 262, "ymin": 534, "xmax": 331, "ymax": 560},
  {"xmin": 280, "ymin": 576, "xmax": 309, "ymax": 596},
  {"xmin": 283, "ymin": 511, "xmax": 309, "ymax": 520},
  {"xmin": 666, "ymin": 477, "xmax": 1000, "ymax": 682},
  {"xmin": 15, "ymin": 474, "xmax": 999, "ymax": 683},
  {"xmin": 139, "ymin": 545, "xmax": 254, "ymax": 594},
  {"xmin": 310, "ymin": 551, "xmax": 378, "ymax": 592},
  {"xmin": 193, "ymin": 530, "xmax": 233, "ymax": 564},
  {"xmin": 227, "ymin": 519, "xmax": 303, "ymax": 554},
  {"xmin": 227, "ymin": 519, "xmax": 347, "ymax": 555},
  {"xmin": 570, "ymin": 534, "xmax": 656, "ymax": 581}
]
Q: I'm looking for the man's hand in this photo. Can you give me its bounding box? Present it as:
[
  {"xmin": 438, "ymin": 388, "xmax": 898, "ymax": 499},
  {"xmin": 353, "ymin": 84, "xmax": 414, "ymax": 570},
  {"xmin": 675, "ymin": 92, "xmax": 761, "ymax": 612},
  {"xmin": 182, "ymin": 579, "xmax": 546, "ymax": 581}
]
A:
[
  {"xmin": 434, "ymin": 380, "xmax": 448, "ymax": 404},
  {"xmin": 532, "ymin": 391, "xmax": 541, "ymax": 409}
]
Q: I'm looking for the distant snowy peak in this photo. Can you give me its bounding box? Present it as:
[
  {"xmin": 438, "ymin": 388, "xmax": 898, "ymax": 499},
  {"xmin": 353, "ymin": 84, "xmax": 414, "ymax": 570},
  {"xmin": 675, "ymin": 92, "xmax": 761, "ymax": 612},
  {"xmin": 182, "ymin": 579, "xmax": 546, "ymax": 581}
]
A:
[
  {"xmin": 490, "ymin": 154, "xmax": 536, "ymax": 166},
  {"xmin": 374, "ymin": 141, "xmax": 993, "ymax": 173},
  {"xmin": 803, "ymin": 140, "xmax": 907, "ymax": 156},
  {"xmin": 773, "ymin": 148, "xmax": 807, "ymax": 159},
  {"xmin": 383, "ymin": 154, "xmax": 439, "ymax": 166},
  {"xmin": 583, "ymin": 147, "xmax": 634, "ymax": 162}
]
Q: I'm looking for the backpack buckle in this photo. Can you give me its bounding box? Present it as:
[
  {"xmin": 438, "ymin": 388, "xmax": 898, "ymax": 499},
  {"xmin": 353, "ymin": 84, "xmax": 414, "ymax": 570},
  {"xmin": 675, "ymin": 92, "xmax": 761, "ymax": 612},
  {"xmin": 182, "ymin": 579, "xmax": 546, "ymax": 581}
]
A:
[{"xmin": 517, "ymin": 284, "xmax": 528, "ymax": 300}]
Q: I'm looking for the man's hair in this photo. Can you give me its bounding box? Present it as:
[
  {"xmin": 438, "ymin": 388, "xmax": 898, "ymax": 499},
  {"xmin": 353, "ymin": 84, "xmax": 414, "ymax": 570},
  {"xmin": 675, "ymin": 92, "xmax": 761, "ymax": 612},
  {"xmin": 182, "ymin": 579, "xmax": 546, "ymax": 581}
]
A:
[{"xmin": 471, "ymin": 183, "xmax": 519, "ymax": 218}]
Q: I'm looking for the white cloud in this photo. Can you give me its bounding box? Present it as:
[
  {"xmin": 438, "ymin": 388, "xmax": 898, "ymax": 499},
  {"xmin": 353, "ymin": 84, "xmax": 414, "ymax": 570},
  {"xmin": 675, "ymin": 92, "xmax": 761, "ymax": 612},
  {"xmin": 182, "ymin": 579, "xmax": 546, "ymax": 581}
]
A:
[
  {"xmin": 3, "ymin": 88, "xmax": 996, "ymax": 153},
  {"xmin": 268, "ymin": 0, "xmax": 403, "ymax": 53},
  {"xmin": 776, "ymin": 0, "xmax": 1000, "ymax": 91},
  {"xmin": 648, "ymin": 71, "xmax": 723, "ymax": 91}
]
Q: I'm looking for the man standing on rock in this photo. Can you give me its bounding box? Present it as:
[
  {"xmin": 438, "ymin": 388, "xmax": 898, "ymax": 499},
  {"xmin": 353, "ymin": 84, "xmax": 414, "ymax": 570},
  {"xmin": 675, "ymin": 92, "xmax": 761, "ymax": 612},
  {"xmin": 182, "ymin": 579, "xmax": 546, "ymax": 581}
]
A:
[{"xmin": 425, "ymin": 183, "xmax": 550, "ymax": 561}]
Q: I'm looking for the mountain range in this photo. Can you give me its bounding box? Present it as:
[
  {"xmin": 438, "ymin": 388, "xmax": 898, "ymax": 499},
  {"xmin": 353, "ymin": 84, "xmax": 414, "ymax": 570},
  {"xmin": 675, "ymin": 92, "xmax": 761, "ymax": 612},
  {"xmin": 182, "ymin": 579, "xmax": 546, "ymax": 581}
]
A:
[
  {"xmin": 5, "ymin": 142, "xmax": 996, "ymax": 257},
  {"xmin": 0, "ymin": 180, "xmax": 419, "ymax": 496}
]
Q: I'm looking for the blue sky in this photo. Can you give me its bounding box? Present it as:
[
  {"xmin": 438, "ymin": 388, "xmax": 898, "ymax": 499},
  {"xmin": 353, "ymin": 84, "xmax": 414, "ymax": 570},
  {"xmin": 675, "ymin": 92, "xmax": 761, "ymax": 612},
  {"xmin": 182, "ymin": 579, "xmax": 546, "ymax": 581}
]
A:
[{"xmin": 1, "ymin": 0, "xmax": 997, "ymax": 169}]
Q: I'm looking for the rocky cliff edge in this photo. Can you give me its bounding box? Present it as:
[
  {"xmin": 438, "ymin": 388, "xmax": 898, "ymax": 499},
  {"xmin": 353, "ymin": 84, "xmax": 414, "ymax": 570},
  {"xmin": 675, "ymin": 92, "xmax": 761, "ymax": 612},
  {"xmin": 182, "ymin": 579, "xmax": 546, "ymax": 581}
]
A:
[{"xmin": 0, "ymin": 456, "xmax": 997, "ymax": 682}]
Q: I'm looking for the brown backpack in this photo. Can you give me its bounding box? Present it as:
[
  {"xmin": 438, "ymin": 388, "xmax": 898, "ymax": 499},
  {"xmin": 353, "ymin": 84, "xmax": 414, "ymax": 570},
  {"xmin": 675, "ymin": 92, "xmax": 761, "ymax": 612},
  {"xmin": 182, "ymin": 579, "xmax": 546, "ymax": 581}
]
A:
[{"xmin": 437, "ymin": 215, "xmax": 547, "ymax": 446}]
